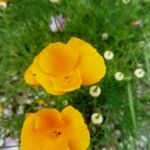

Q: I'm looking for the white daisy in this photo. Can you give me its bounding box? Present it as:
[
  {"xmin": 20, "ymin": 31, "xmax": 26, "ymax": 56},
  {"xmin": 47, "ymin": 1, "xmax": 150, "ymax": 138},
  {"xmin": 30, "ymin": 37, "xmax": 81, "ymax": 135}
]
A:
[
  {"xmin": 49, "ymin": 0, "xmax": 60, "ymax": 4},
  {"xmin": 25, "ymin": 99, "xmax": 32, "ymax": 105},
  {"xmin": 141, "ymin": 135, "xmax": 148, "ymax": 144},
  {"xmin": 132, "ymin": 20, "xmax": 143, "ymax": 28},
  {"xmin": 137, "ymin": 63, "xmax": 143, "ymax": 67},
  {"xmin": 0, "ymin": 1, "xmax": 7, "ymax": 9},
  {"xmin": 119, "ymin": 142, "xmax": 124, "ymax": 148},
  {"xmin": 3, "ymin": 108, "xmax": 12, "ymax": 117},
  {"xmin": 104, "ymin": 50, "xmax": 114, "ymax": 60},
  {"xmin": 101, "ymin": 33, "xmax": 108, "ymax": 40},
  {"xmin": 89, "ymin": 85, "xmax": 101, "ymax": 97},
  {"xmin": 114, "ymin": 72, "xmax": 124, "ymax": 81},
  {"xmin": 91, "ymin": 113, "xmax": 103, "ymax": 125},
  {"xmin": 122, "ymin": 0, "xmax": 131, "ymax": 4},
  {"xmin": 0, "ymin": 139, "xmax": 4, "ymax": 147},
  {"xmin": 50, "ymin": 101, "xmax": 56, "ymax": 106},
  {"xmin": 114, "ymin": 129, "xmax": 121, "ymax": 139},
  {"xmin": 62, "ymin": 100, "xmax": 68, "ymax": 106},
  {"xmin": 17, "ymin": 106, "xmax": 24, "ymax": 115},
  {"xmin": 0, "ymin": 97, "xmax": 7, "ymax": 102},
  {"xmin": 134, "ymin": 68, "xmax": 145, "ymax": 78}
]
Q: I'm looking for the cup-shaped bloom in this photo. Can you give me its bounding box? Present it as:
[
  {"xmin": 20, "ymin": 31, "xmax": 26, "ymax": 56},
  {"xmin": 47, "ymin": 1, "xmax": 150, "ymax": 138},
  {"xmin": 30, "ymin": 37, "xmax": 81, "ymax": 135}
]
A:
[
  {"xmin": 24, "ymin": 37, "xmax": 106, "ymax": 95},
  {"xmin": 21, "ymin": 106, "xmax": 90, "ymax": 150}
]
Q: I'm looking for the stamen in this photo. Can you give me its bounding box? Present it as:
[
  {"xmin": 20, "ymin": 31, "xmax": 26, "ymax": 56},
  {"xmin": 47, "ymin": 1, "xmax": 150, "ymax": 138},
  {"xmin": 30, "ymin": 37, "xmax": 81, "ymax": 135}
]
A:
[
  {"xmin": 64, "ymin": 75, "xmax": 73, "ymax": 83},
  {"xmin": 47, "ymin": 130, "xmax": 62, "ymax": 138}
]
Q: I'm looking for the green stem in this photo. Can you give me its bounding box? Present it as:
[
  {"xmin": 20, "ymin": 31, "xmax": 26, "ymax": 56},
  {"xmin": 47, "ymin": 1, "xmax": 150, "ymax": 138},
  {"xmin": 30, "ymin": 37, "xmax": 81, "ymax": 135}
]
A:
[
  {"xmin": 144, "ymin": 49, "xmax": 150, "ymax": 81},
  {"xmin": 127, "ymin": 82, "xmax": 138, "ymax": 135},
  {"xmin": 93, "ymin": 97, "xmax": 97, "ymax": 112}
]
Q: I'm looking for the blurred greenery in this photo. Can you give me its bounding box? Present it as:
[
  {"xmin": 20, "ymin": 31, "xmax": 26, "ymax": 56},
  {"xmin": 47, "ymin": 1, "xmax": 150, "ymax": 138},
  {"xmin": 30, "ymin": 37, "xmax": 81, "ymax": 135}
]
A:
[{"xmin": 0, "ymin": 0, "xmax": 150, "ymax": 149}]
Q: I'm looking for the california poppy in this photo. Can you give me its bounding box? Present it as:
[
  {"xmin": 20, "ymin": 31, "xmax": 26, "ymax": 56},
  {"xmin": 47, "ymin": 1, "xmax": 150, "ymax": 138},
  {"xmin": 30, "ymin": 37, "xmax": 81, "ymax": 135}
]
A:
[
  {"xmin": 21, "ymin": 106, "xmax": 90, "ymax": 150},
  {"xmin": 24, "ymin": 37, "xmax": 106, "ymax": 95}
]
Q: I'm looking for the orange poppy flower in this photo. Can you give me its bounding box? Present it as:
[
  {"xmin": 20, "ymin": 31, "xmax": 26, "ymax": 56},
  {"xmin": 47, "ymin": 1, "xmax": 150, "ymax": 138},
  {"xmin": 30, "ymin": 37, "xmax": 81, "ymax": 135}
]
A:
[
  {"xmin": 21, "ymin": 106, "xmax": 90, "ymax": 150},
  {"xmin": 24, "ymin": 37, "xmax": 106, "ymax": 95}
]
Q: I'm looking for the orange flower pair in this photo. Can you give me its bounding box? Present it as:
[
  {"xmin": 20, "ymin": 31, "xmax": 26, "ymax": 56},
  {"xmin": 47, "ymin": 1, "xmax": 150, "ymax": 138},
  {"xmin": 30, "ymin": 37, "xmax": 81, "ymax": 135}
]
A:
[
  {"xmin": 24, "ymin": 37, "xmax": 106, "ymax": 95},
  {"xmin": 21, "ymin": 106, "xmax": 90, "ymax": 150}
]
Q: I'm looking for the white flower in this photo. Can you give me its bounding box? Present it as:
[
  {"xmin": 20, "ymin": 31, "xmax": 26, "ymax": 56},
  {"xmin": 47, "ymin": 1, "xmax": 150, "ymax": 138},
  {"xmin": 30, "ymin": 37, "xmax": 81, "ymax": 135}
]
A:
[
  {"xmin": 101, "ymin": 33, "xmax": 108, "ymax": 40},
  {"xmin": 0, "ymin": 139, "xmax": 4, "ymax": 147},
  {"xmin": 3, "ymin": 108, "xmax": 12, "ymax": 117},
  {"xmin": 146, "ymin": 43, "xmax": 150, "ymax": 48},
  {"xmin": 89, "ymin": 85, "xmax": 101, "ymax": 97},
  {"xmin": 12, "ymin": 76, "xmax": 19, "ymax": 81},
  {"xmin": 122, "ymin": 0, "xmax": 131, "ymax": 4},
  {"xmin": 38, "ymin": 91, "xmax": 45, "ymax": 96},
  {"xmin": 49, "ymin": 0, "xmax": 60, "ymax": 3},
  {"xmin": 0, "ymin": 2, "xmax": 7, "ymax": 9},
  {"xmin": 104, "ymin": 50, "xmax": 114, "ymax": 60},
  {"xmin": 25, "ymin": 99, "xmax": 32, "ymax": 104},
  {"xmin": 50, "ymin": 101, "xmax": 56, "ymax": 106},
  {"xmin": 114, "ymin": 72, "xmax": 124, "ymax": 81},
  {"xmin": 62, "ymin": 100, "xmax": 68, "ymax": 106},
  {"xmin": 0, "ymin": 97, "xmax": 7, "ymax": 102},
  {"xmin": 136, "ymin": 137, "xmax": 147, "ymax": 149},
  {"xmin": 17, "ymin": 106, "xmax": 24, "ymax": 115},
  {"xmin": 132, "ymin": 20, "xmax": 143, "ymax": 28},
  {"xmin": 140, "ymin": 135, "xmax": 148, "ymax": 144},
  {"xmin": 91, "ymin": 113, "xmax": 103, "ymax": 125},
  {"xmin": 119, "ymin": 142, "xmax": 124, "ymax": 148},
  {"xmin": 34, "ymin": 96, "xmax": 39, "ymax": 99},
  {"xmin": 50, "ymin": 14, "xmax": 65, "ymax": 32},
  {"xmin": 137, "ymin": 63, "xmax": 143, "ymax": 67},
  {"xmin": 134, "ymin": 68, "xmax": 145, "ymax": 78},
  {"xmin": 139, "ymin": 41, "xmax": 145, "ymax": 47},
  {"xmin": 114, "ymin": 129, "xmax": 121, "ymax": 139}
]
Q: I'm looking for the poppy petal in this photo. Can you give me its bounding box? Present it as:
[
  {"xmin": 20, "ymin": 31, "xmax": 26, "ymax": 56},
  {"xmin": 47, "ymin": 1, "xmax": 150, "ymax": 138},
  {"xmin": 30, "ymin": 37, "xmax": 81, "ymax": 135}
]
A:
[
  {"xmin": 21, "ymin": 111, "xmax": 67, "ymax": 150},
  {"xmin": 51, "ymin": 69, "xmax": 82, "ymax": 92},
  {"xmin": 32, "ymin": 56, "xmax": 64, "ymax": 95},
  {"xmin": 24, "ymin": 65, "xmax": 39, "ymax": 86},
  {"xmin": 43, "ymin": 136, "xmax": 69, "ymax": 150},
  {"xmin": 35, "ymin": 108, "xmax": 64, "ymax": 130},
  {"xmin": 61, "ymin": 106, "xmax": 90, "ymax": 150},
  {"xmin": 21, "ymin": 114, "xmax": 44, "ymax": 150},
  {"xmin": 68, "ymin": 37, "xmax": 106, "ymax": 85},
  {"xmin": 39, "ymin": 42, "xmax": 79, "ymax": 76}
]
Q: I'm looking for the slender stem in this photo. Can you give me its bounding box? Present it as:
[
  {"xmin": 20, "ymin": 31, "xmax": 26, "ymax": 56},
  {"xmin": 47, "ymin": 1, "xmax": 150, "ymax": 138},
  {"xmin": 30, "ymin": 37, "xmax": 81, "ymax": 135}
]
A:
[
  {"xmin": 127, "ymin": 82, "xmax": 138, "ymax": 135},
  {"xmin": 93, "ymin": 97, "xmax": 97, "ymax": 112},
  {"xmin": 144, "ymin": 49, "xmax": 150, "ymax": 81}
]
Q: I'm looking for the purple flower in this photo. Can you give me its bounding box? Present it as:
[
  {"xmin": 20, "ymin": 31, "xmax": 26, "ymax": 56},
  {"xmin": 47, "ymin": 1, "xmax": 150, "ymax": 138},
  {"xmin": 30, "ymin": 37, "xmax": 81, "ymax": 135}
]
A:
[
  {"xmin": 49, "ymin": 14, "xmax": 66, "ymax": 32},
  {"xmin": 2, "ymin": 137, "xmax": 19, "ymax": 150}
]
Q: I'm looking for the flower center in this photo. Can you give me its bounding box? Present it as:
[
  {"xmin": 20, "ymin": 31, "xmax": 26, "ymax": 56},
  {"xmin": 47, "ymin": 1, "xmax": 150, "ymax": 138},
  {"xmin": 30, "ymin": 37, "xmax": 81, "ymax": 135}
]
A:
[
  {"xmin": 47, "ymin": 129, "xmax": 62, "ymax": 138},
  {"xmin": 63, "ymin": 75, "xmax": 73, "ymax": 83},
  {"xmin": 92, "ymin": 86, "xmax": 99, "ymax": 93}
]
